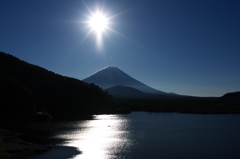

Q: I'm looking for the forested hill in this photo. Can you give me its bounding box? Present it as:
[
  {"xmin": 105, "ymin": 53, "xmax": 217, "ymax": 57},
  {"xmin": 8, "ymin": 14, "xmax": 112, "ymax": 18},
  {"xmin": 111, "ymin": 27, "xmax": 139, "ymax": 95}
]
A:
[{"xmin": 0, "ymin": 52, "xmax": 116, "ymax": 120}]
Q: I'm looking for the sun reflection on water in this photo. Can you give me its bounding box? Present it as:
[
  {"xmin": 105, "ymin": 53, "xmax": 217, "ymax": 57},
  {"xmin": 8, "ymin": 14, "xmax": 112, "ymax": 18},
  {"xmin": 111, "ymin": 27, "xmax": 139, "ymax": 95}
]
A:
[{"xmin": 56, "ymin": 115, "xmax": 133, "ymax": 159}]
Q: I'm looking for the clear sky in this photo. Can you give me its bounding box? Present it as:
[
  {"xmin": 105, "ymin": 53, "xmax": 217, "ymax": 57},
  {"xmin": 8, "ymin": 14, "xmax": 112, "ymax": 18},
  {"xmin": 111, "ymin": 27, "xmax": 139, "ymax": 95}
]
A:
[{"xmin": 1, "ymin": 0, "xmax": 239, "ymax": 97}]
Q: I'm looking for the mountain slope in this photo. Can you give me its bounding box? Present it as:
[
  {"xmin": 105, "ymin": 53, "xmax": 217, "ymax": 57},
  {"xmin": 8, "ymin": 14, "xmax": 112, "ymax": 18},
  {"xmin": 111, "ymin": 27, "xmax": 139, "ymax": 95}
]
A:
[
  {"xmin": 83, "ymin": 67, "xmax": 166, "ymax": 94},
  {"xmin": 106, "ymin": 85, "xmax": 151, "ymax": 98}
]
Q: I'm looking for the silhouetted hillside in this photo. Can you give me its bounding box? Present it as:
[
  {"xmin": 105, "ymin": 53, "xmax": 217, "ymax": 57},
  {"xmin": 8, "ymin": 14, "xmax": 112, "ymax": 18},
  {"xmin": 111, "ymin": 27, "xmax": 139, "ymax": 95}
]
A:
[
  {"xmin": 220, "ymin": 92, "xmax": 240, "ymax": 102},
  {"xmin": 113, "ymin": 91, "xmax": 240, "ymax": 114},
  {"xmin": 0, "ymin": 70, "xmax": 36, "ymax": 121},
  {"xmin": 216, "ymin": 92, "xmax": 240, "ymax": 112},
  {"xmin": 0, "ymin": 52, "xmax": 116, "ymax": 120}
]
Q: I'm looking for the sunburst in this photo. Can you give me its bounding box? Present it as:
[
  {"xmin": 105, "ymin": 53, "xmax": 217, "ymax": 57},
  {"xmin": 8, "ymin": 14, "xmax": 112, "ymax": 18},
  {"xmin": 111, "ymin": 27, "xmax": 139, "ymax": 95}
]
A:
[
  {"xmin": 88, "ymin": 11, "xmax": 109, "ymax": 35},
  {"xmin": 79, "ymin": 1, "xmax": 134, "ymax": 52}
]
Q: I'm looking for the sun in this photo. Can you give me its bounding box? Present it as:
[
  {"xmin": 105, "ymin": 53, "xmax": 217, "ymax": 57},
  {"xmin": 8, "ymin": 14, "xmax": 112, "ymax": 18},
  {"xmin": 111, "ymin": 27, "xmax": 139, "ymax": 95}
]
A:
[
  {"xmin": 88, "ymin": 11, "xmax": 109, "ymax": 35},
  {"xmin": 79, "ymin": 1, "xmax": 129, "ymax": 52},
  {"xmin": 85, "ymin": 10, "xmax": 111, "ymax": 51}
]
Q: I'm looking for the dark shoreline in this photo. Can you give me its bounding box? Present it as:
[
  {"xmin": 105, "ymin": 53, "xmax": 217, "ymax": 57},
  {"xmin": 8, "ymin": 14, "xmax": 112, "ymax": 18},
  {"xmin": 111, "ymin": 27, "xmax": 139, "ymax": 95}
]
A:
[
  {"xmin": 0, "ymin": 129, "xmax": 50, "ymax": 159},
  {"xmin": 0, "ymin": 123, "xmax": 81, "ymax": 159},
  {"xmin": 25, "ymin": 146, "xmax": 81, "ymax": 159}
]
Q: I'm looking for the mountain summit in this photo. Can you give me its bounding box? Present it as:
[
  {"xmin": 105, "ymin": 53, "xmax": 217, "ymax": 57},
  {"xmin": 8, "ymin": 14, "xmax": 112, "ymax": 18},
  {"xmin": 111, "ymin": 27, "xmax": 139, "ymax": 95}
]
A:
[{"xmin": 83, "ymin": 67, "xmax": 166, "ymax": 94}]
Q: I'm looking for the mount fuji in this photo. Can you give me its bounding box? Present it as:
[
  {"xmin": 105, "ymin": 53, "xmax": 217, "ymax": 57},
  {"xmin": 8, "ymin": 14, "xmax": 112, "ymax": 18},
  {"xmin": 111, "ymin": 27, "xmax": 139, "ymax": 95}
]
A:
[{"xmin": 83, "ymin": 67, "xmax": 169, "ymax": 97}]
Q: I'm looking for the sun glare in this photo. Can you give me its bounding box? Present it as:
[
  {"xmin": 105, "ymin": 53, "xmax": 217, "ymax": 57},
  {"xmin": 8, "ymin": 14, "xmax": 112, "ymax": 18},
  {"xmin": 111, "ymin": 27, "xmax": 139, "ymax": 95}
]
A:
[
  {"xmin": 85, "ymin": 10, "xmax": 111, "ymax": 51},
  {"xmin": 80, "ymin": 1, "xmax": 131, "ymax": 52},
  {"xmin": 88, "ymin": 12, "xmax": 109, "ymax": 34}
]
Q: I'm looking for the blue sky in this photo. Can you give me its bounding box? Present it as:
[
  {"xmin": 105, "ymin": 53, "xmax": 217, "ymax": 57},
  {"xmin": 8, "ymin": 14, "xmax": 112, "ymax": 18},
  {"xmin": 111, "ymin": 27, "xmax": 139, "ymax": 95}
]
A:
[{"xmin": 0, "ymin": 0, "xmax": 239, "ymax": 97}]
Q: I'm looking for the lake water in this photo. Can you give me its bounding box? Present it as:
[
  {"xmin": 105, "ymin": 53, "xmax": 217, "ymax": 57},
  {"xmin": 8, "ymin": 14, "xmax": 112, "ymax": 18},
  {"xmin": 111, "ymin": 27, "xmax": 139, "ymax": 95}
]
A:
[{"xmin": 28, "ymin": 112, "xmax": 240, "ymax": 159}]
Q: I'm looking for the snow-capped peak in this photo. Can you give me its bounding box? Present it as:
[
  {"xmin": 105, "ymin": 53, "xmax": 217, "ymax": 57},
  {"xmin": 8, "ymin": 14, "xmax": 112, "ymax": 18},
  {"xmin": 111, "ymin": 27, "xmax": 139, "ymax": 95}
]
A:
[{"xmin": 83, "ymin": 67, "xmax": 166, "ymax": 94}]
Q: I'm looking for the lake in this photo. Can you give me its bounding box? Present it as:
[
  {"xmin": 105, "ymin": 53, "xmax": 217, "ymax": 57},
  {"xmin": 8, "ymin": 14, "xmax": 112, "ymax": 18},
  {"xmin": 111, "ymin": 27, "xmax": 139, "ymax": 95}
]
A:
[{"xmin": 28, "ymin": 112, "xmax": 240, "ymax": 159}]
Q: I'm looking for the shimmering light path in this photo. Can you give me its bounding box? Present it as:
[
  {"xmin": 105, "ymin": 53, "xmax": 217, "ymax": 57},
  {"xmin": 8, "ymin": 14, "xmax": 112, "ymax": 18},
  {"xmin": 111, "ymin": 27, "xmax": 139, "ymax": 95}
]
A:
[{"xmin": 56, "ymin": 115, "xmax": 136, "ymax": 159}]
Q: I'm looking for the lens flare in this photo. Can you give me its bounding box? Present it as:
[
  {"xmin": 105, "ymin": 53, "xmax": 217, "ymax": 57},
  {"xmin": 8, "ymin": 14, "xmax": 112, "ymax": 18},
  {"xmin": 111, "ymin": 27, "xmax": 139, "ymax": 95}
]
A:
[
  {"xmin": 88, "ymin": 11, "xmax": 109, "ymax": 34},
  {"xmin": 79, "ymin": 1, "xmax": 136, "ymax": 52},
  {"xmin": 86, "ymin": 10, "xmax": 110, "ymax": 51}
]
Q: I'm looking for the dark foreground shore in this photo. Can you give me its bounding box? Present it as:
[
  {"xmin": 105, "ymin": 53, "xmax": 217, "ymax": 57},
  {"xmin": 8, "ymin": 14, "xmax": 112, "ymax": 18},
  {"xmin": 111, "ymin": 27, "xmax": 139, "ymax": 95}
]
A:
[{"xmin": 0, "ymin": 129, "xmax": 80, "ymax": 159}]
